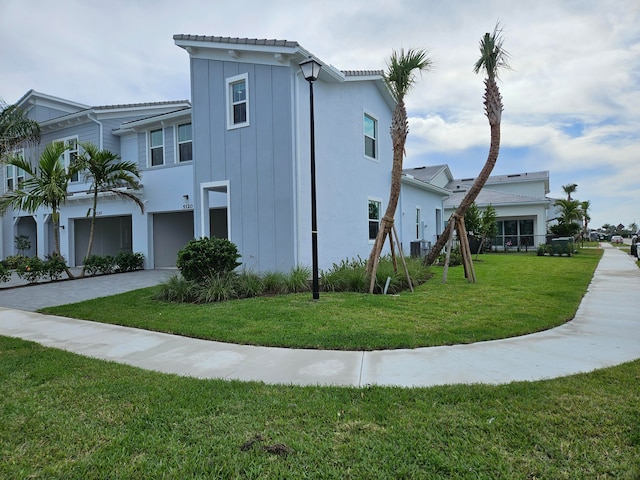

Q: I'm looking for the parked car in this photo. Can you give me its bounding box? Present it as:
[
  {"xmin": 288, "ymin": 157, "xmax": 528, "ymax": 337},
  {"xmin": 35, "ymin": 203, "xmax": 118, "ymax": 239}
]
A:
[{"xmin": 611, "ymin": 235, "xmax": 624, "ymax": 244}]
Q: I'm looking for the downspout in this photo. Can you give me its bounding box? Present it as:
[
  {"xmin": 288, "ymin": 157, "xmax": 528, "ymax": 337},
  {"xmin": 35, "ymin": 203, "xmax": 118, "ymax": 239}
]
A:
[
  {"xmin": 292, "ymin": 67, "xmax": 302, "ymax": 268},
  {"xmin": 87, "ymin": 113, "xmax": 104, "ymax": 149}
]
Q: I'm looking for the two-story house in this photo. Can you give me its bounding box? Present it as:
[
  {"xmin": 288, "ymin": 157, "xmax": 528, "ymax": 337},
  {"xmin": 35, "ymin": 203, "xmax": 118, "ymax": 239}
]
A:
[{"xmin": 1, "ymin": 36, "xmax": 450, "ymax": 271}]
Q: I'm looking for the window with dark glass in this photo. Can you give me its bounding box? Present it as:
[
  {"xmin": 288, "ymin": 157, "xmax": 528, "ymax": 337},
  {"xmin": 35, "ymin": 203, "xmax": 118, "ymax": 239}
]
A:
[
  {"xmin": 178, "ymin": 123, "xmax": 192, "ymax": 162},
  {"xmin": 150, "ymin": 129, "xmax": 164, "ymax": 166},
  {"xmin": 364, "ymin": 114, "xmax": 377, "ymax": 159},
  {"xmin": 369, "ymin": 199, "xmax": 381, "ymax": 240}
]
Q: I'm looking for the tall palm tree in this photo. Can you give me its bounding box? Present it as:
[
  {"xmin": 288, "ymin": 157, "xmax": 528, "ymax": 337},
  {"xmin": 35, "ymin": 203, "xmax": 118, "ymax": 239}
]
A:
[
  {"xmin": 0, "ymin": 99, "xmax": 40, "ymax": 158},
  {"xmin": 366, "ymin": 48, "xmax": 433, "ymax": 290},
  {"xmin": 562, "ymin": 183, "xmax": 578, "ymax": 201},
  {"xmin": 580, "ymin": 200, "xmax": 591, "ymax": 237},
  {"xmin": 77, "ymin": 142, "xmax": 144, "ymax": 277},
  {"xmin": 0, "ymin": 142, "xmax": 75, "ymax": 269},
  {"xmin": 425, "ymin": 23, "xmax": 510, "ymax": 266}
]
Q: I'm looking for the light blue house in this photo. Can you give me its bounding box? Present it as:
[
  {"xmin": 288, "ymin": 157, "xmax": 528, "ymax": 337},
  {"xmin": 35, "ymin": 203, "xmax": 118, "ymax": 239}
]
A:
[
  {"xmin": 1, "ymin": 91, "xmax": 192, "ymax": 267},
  {"xmin": 1, "ymin": 36, "xmax": 450, "ymax": 272},
  {"xmin": 172, "ymin": 35, "xmax": 449, "ymax": 272}
]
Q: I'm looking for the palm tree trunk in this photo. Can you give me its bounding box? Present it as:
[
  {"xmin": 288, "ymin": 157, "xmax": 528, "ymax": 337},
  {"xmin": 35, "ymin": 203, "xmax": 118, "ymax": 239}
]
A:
[
  {"xmin": 51, "ymin": 206, "xmax": 75, "ymax": 279},
  {"xmin": 425, "ymin": 77, "xmax": 502, "ymax": 266},
  {"xmin": 366, "ymin": 101, "xmax": 407, "ymax": 291},
  {"xmin": 80, "ymin": 192, "xmax": 99, "ymax": 277}
]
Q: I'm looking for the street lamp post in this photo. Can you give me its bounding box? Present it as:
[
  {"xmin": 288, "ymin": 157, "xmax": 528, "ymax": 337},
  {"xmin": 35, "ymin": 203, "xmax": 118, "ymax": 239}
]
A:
[{"xmin": 299, "ymin": 57, "xmax": 322, "ymax": 300}]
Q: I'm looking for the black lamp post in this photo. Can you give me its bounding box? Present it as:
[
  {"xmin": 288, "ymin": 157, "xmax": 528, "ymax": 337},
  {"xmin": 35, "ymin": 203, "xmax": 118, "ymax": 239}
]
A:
[{"xmin": 299, "ymin": 57, "xmax": 322, "ymax": 300}]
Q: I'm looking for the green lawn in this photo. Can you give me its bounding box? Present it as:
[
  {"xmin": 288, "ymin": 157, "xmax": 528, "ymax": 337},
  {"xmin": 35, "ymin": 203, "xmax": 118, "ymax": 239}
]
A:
[
  {"xmin": 42, "ymin": 249, "xmax": 602, "ymax": 350},
  {"xmin": 1, "ymin": 336, "xmax": 638, "ymax": 478}
]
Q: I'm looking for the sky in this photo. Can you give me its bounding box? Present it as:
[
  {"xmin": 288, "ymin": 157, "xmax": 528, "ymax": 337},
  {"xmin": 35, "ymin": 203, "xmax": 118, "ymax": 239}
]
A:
[{"xmin": 1, "ymin": 0, "xmax": 638, "ymax": 230}]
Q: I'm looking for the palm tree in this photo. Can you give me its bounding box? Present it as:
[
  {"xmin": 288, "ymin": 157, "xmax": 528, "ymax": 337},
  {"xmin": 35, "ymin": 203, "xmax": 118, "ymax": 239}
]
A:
[
  {"xmin": 0, "ymin": 99, "xmax": 40, "ymax": 158},
  {"xmin": 77, "ymin": 142, "xmax": 144, "ymax": 277},
  {"xmin": 425, "ymin": 23, "xmax": 510, "ymax": 267},
  {"xmin": 365, "ymin": 48, "xmax": 433, "ymax": 292},
  {"xmin": 0, "ymin": 142, "xmax": 75, "ymax": 274},
  {"xmin": 580, "ymin": 200, "xmax": 591, "ymax": 237},
  {"xmin": 562, "ymin": 183, "xmax": 578, "ymax": 201}
]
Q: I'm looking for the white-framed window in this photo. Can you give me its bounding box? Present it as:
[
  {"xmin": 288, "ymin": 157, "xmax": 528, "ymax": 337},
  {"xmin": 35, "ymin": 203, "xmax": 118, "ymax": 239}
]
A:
[
  {"xmin": 416, "ymin": 207, "xmax": 421, "ymax": 239},
  {"xmin": 177, "ymin": 123, "xmax": 192, "ymax": 162},
  {"xmin": 5, "ymin": 163, "xmax": 25, "ymax": 192},
  {"xmin": 368, "ymin": 197, "xmax": 382, "ymax": 241},
  {"xmin": 226, "ymin": 73, "xmax": 249, "ymax": 129},
  {"xmin": 364, "ymin": 113, "xmax": 377, "ymax": 159},
  {"xmin": 149, "ymin": 128, "xmax": 164, "ymax": 166},
  {"xmin": 54, "ymin": 136, "xmax": 79, "ymax": 182}
]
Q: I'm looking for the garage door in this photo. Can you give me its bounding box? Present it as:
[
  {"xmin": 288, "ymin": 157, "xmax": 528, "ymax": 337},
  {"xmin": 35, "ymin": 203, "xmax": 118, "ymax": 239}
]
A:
[{"xmin": 153, "ymin": 211, "xmax": 194, "ymax": 267}]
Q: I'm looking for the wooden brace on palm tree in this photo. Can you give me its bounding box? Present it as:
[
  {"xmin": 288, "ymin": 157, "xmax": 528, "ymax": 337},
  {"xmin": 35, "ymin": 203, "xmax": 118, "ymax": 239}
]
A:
[{"xmin": 366, "ymin": 48, "xmax": 433, "ymax": 293}]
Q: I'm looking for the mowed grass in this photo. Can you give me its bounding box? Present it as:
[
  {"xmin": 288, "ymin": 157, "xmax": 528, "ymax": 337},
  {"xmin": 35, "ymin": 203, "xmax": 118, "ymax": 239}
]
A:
[
  {"xmin": 1, "ymin": 336, "xmax": 638, "ymax": 478},
  {"xmin": 41, "ymin": 249, "xmax": 602, "ymax": 350}
]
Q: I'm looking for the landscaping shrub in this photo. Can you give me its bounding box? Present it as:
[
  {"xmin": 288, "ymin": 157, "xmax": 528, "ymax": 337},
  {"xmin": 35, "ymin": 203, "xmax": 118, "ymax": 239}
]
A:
[
  {"xmin": 4, "ymin": 254, "xmax": 26, "ymax": 270},
  {"xmin": 115, "ymin": 251, "xmax": 145, "ymax": 272},
  {"xmin": 321, "ymin": 257, "xmax": 368, "ymax": 293},
  {"xmin": 83, "ymin": 255, "xmax": 116, "ymax": 275},
  {"xmin": 321, "ymin": 256, "xmax": 431, "ymax": 294},
  {"xmin": 235, "ymin": 271, "xmax": 264, "ymax": 298},
  {"xmin": 155, "ymin": 274, "xmax": 198, "ymax": 303},
  {"xmin": 285, "ymin": 266, "xmax": 311, "ymax": 293},
  {"xmin": 0, "ymin": 263, "xmax": 10, "ymax": 283},
  {"xmin": 44, "ymin": 254, "xmax": 67, "ymax": 281},
  {"xmin": 16, "ymin": 256, "xmax": 45, "ymax": 283},
  {"xmin": 261, "ymin": 271, "xmax": 288, "ymax": 294},
  {"xmin": 177, "ymin": 237, "xmax": 241, "ymax": 283},
  {"xmin": 436, "ymin": 245, "xmax": 463, "ymax": 266},
  {"xmin": 197, "ymin": 273, "xmax": 237, "ymax": 303}
]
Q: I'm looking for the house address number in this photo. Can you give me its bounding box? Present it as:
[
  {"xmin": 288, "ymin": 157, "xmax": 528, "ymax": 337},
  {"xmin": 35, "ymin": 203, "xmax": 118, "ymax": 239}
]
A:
[{"xmin": 183, "ymin": 204, "xmax": 194, "ymax": 209}]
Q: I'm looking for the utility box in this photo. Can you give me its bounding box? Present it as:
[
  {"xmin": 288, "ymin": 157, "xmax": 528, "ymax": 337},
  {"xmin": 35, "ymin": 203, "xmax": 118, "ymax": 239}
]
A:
[
  {"xmin": 551, "ymin": 237, "xmax": 574, "ymax": 256},
  {"xmin": 410, "ymin": 240, "xmax": 431, "ymax": 258}
]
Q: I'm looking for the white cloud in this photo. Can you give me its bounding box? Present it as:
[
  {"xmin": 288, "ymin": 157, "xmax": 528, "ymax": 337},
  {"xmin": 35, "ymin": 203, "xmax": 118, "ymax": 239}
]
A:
[{"xmin": 1, "ymin": 0, "xmax": 638, "ymax": 226}]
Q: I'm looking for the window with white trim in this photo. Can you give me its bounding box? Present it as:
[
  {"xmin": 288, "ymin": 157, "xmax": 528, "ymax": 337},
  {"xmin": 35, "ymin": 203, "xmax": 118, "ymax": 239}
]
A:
[
  {"xmin": 177, "ymin": 123, "xmax": 192, "ymax": 162},
  {"xmin": 364, "ymin": 113, "xmax": 377, "ymax": 159},
  {"xmin": 149, "ymin": 128, "xmax": 164, "ymax": 166},
  {"xmin": 5, "ymin": 163, "xmax": 25, "ymax": 192},
  {"xmin": 54, "ymin": 137, "xmax": 79, "ymax": 182},
  {"xmin": 226, "ymin": 73, "xmax": 249, "ymax": 129},
  {"xmin": 368, "ymin": 198, "xmax": 382, "ymax": 241}
]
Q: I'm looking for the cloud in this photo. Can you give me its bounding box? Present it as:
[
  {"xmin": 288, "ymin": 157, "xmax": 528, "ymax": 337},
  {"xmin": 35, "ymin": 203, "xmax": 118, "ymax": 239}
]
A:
[{"xmin": 1, "ymin": 0, "xmax": 638, "ymax": 227}]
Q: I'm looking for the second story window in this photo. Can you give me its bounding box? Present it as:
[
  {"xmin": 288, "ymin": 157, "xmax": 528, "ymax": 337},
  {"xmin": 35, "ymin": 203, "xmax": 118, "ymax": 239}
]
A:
[
  {"xmin": 226, "ymin": 73, "xmax": 249, "ymax": 129},
  {"xmin": 150, "ymin": 129, "xmax": 164, "ymax": 166},
  {"xmin": 364, "ymin": 113, "xmax": 377, "ymax": 159},
  {"xmin": 5, "ymin": 163, "xmax": 25, "ymax": 192},
  {"xmin": 54, "ymin": 137, "xmax": 79, "ymax": 181},
  {"xmin": 177, "ymin": 123, "xmax": 192, "ymax": 162}
]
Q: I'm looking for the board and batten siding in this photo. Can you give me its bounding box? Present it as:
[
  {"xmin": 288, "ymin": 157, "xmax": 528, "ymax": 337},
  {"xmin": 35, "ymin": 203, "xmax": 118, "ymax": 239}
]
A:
[{"xmin": 190, "ymin": 57, "xmax": 296, "ymax": 272}]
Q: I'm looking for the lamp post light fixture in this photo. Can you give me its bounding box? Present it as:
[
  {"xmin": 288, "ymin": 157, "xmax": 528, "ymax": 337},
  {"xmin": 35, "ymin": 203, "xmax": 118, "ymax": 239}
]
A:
[{"xmin": 299, "ymin": 57, "xmax": 322, "ymax": 300}]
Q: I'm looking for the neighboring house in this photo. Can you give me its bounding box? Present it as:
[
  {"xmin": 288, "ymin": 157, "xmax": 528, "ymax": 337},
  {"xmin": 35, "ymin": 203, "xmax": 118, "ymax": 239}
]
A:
[
  {"xmin": 1, "ymin": 36, "xmax": 450, "ymax": 271},
  {"xmin": 1, "ymin": 90, "xmax": 192, "ymax": 267},
  {"xmin": 441, "ymin": 170, "xmax": 552, "ymax": 250}
]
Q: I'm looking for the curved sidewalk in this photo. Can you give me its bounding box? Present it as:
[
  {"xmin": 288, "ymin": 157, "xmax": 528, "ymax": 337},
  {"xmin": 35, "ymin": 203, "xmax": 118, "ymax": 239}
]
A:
[{"xmin": 0, "ymin": 245, "xmax": 638, "ymax": 387}]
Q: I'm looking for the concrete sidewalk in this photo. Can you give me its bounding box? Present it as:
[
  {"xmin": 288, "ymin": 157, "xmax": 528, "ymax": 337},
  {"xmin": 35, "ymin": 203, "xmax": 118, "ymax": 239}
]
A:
[{"xmin": 0, "ymin": 244, "xmax": 638, "ymax": 387}]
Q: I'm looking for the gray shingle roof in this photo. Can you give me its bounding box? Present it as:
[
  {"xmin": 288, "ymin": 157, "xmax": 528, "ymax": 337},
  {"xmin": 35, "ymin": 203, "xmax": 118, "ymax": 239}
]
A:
[
  {"xmin": 444, "ymin": 188, "xmax": 551, "ymax": 208},
  {"xmin": 94, "ymin": 100, "xmax": 190, "ymax": 110},
  {"xmin": 403, "ymin": 165, "xmax": 449, "ymax": 182},
  {"xmin": 342, "ymin": 70, "xmax": 384, "ymax": 77},
  {"xmin": 173, "ymin": 34, "xmax": 299, "ymax": 48},
  {"xmin": 446, "ymin": 170, "xmax": 549, "ymax": 190}
]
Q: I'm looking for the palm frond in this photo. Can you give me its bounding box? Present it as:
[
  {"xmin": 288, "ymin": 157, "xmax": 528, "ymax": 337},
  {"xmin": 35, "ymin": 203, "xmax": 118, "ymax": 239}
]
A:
[
  {"xmin": 385, "ymin": 48, "xmax": 433, "ymax": 103},
  {"xmin": 473, "ymin": 22, "xmax": 511, "ymax": 80},
  {"xmin": 0, "ymin": 100, "xmax": 41, "ymax": 156}
]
